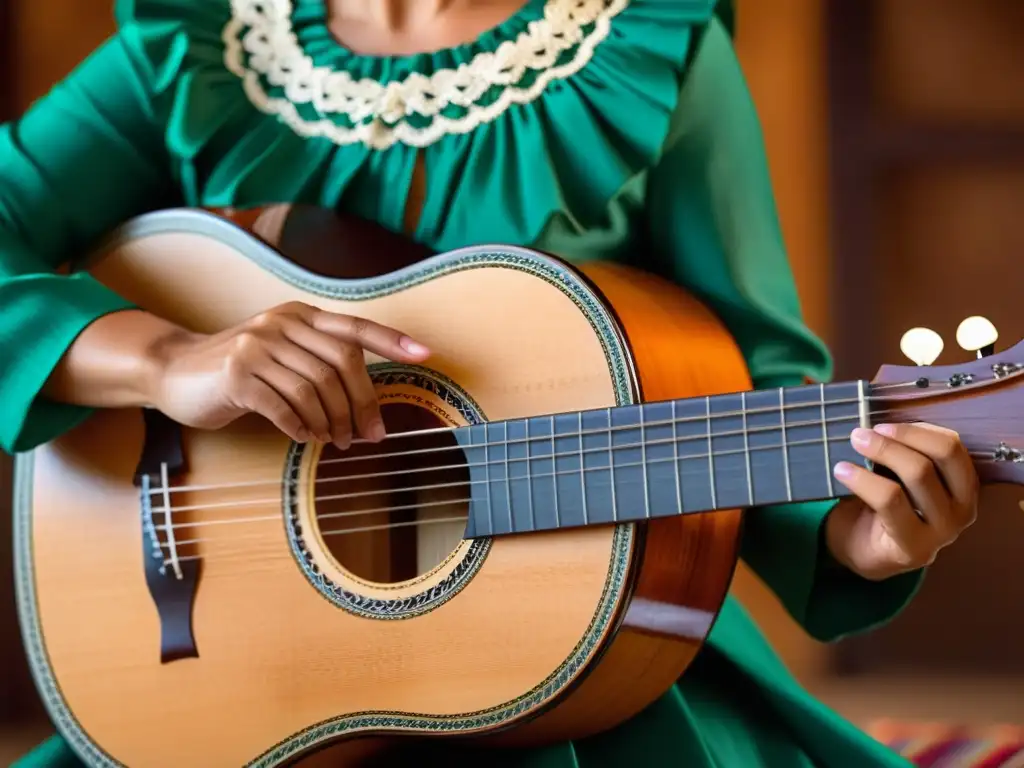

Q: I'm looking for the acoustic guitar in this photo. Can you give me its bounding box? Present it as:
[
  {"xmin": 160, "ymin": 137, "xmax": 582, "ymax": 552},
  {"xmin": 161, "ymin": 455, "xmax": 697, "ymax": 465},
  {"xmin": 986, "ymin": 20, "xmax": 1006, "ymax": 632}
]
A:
[{"xmin": 13, "ymin": 205, "xmax": 1024, "ymax": 767}]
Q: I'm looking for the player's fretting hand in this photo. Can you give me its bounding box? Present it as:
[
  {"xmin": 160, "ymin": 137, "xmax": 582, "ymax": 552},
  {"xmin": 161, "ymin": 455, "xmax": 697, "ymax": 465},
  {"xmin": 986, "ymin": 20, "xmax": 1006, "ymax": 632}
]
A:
[
  {"xmin": 827, "ymin": 423, "xmax": 979, "ymax": 581},
  {"xmin": 147, "ymin": 301, "xmax": 429, "ymax": 448}
]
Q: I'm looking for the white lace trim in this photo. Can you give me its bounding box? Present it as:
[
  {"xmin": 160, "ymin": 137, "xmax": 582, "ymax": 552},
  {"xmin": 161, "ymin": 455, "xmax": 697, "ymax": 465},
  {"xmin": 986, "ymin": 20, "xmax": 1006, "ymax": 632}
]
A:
[{"xmin": 222, "ymin": 0, "xmax": 629, "ymax": 150}]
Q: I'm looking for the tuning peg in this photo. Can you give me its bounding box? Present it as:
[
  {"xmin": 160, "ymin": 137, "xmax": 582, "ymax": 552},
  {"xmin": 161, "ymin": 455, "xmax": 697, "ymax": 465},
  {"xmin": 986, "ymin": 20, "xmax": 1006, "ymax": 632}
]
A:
[
  {"xmin": 956, "ymin": 315, "xmax": 998, "ymax": 358},
  {"xmin": 900, "ymin": 327, "xmax": 944, "ymax": 366}
]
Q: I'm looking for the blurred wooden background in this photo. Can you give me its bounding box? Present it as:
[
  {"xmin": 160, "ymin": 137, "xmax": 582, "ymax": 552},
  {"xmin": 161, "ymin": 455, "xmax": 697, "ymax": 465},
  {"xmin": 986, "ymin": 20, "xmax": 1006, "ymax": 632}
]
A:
[{"xmin": 2, "ymin": 0, "xmax": 1023, "ymax": 758}]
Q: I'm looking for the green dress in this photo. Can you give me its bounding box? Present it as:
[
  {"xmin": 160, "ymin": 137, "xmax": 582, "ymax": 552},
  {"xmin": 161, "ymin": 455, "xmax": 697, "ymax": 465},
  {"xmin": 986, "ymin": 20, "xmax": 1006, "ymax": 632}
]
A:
[{"xmin": 1, "ymin": 1, "xmax": 922, "ymax": 765}]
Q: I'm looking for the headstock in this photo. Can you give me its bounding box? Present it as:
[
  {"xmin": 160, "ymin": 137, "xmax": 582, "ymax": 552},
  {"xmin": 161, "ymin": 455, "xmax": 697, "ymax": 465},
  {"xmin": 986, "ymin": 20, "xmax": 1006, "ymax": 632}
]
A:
[{"xmin": 872, "ymin": 318, "xmax": 1024, "ymax": 487}]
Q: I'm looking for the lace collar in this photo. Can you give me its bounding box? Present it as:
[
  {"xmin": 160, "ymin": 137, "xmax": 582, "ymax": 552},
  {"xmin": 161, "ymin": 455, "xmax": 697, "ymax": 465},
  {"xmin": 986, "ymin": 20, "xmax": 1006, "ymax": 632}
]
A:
[{"xmin": 223, "ymin": 0, "xmax": 630, "ymax": 150}]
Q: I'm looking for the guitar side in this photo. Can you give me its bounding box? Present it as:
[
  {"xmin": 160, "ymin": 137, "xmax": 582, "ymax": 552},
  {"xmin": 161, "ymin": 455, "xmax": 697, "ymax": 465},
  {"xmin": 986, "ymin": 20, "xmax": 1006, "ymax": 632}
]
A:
[{"xmin": 14, "ymin": 207, "xmax": 749, "ymax": 766}]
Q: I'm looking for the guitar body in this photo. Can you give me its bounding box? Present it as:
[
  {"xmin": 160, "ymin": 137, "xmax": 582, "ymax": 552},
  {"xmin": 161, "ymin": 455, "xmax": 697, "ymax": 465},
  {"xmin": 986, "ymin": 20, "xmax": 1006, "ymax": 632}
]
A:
[{"xmin": 14, "ymin": 207, "xmax": 751, "ymax": 767}]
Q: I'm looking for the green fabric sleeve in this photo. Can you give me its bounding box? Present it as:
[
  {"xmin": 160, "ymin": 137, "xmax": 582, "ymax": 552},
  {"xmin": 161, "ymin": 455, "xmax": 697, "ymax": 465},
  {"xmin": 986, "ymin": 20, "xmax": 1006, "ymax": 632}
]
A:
[
  {"xmin": 0, "ymin": 36, "xmax": 179, "ymax": 454},
  {"xmin": 742, "ymin": 501, "xmax": 923, "ymax": 642},
  {"xmin": 643, "ymin": 19, "xmax": 923, "ymax": 641},
  {"xmin": 713, "ymin": 0, "xmax": 735, "ymax": 38}
]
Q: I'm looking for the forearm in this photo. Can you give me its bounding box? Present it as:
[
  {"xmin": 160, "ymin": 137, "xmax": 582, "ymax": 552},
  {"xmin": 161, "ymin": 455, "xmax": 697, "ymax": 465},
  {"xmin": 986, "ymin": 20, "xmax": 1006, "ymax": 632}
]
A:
[
  {"xmin": 0, "ymin": 37, "xmax": 184, "ymax": 453},
  {"xmin": 41, "ymin": 308, "xmax": 190, "ymax": 410}
]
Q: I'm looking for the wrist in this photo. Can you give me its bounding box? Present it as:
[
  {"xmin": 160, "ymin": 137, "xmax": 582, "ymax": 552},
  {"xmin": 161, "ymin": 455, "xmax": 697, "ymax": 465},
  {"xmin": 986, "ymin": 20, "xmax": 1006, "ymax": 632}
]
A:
[
  {"xmin": 824, "ymin": 499, "xmax": 908, "ymax": 582},
  {"xmin": 823, "ymin": 499, "xmax": 866, "ymax": 576},
  {"xmin": 135, "ymin": 322, "xmax": 199, "ymax": 409},
  {"xmin": 43, "ymin": 309, "xmax": 200, "ymax": 410}
]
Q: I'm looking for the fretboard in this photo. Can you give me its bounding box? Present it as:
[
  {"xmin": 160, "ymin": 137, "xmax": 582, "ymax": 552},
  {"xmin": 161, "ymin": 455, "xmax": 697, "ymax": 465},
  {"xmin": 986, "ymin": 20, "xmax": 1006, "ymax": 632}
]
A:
[{"xmin": 458, "ymin": 381, "xmax": 870, "ymax": 538}]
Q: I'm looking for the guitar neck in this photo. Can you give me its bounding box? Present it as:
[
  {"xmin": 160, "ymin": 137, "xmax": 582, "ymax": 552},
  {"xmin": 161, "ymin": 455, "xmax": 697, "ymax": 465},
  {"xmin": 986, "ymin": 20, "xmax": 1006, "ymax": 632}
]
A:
[{"xmin": 460, "ymin": 380, "xmax": 871, "ymax": 537}]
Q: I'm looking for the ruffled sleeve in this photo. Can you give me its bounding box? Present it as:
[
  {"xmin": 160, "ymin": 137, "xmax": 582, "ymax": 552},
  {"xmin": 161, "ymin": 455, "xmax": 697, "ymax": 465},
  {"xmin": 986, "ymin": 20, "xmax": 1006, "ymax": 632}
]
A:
[
  {"xmin": 0, "ymin": 37, "xmax": 179, "ymax": 453},
  {"xmin": 642, "ymin": 17, "xmax": 924, "ymax": 641}
]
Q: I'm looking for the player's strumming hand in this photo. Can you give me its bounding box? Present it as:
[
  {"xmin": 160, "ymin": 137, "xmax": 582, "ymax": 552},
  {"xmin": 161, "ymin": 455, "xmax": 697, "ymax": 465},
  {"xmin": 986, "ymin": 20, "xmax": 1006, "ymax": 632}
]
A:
[
  {"xmin": 826, "ymin": 423, "xmax": 979, "ymax": 581},
  {"xmin": 144, "ymin": 302, "xmax": 429, "ymax": 448}
]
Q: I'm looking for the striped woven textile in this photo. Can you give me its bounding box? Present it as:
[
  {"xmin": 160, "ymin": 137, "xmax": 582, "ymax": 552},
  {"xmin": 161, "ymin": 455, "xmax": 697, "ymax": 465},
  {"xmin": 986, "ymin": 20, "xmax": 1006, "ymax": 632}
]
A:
[{"xmin": 868, "ymin": 721, "xmax": 1024, "ymax": 767}]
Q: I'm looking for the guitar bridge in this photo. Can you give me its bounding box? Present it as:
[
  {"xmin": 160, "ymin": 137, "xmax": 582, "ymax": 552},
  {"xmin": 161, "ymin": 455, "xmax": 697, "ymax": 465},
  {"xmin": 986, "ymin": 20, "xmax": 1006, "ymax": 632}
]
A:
[{"xmin": 133, "ymin": 410, "xmax": 201, "ymax": 663}]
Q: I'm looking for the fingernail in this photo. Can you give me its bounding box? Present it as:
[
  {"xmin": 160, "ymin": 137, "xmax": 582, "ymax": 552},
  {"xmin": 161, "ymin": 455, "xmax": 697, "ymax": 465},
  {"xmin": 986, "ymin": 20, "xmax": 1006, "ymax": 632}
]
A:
[
  {"xmin": 834, "ymin": 462, "xmax": 855, "ymax": 480},
  {"xmin": 399, "ymin": 336, "xmax": 430, "ymax": 356},
  {"xmin": 850, "ymin": 428, "xmax": 874, "ymax": 449},
  {"xmin": 296, "ymin": 429, "xmax": 310, "ymax": 443},
  {"xmin": 367, "ymin": 419, "xmax": 386, "ymax": 442},
  {"xmin": 334, "ymin": 435, "xmax": 351, "ymax": 450},
  {"xmin": 318, "ymin": 433, "xmax": 331, "ymax": 443},
  {"xmin": 874, "ymin": 423, "xmax": 897, "ymax": 437}
]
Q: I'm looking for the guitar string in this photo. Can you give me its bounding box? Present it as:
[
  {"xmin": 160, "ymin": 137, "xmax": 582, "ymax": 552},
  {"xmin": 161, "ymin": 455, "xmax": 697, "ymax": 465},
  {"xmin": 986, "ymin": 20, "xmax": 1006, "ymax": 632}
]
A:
[
  {"xmin": 160, "ymin": 452, "xmax": 1003, "ymax": 567},
  {"xmin": 157, "ymin": 431, "xmax": 868, "ymax": 531},
  {"xmin": 147, "ymin": 378, "xmax": 989, "ymax": 499},
  {"xmin": 152, "ymin": 409, "xmax": 896, "ymax": 519},
  {"xmin": 149, "ymin": 403, "xmax": 1003, "ymax": 529},
  {"xmin": 131, "ymin": 365, "xmax": 1011, "ymax": 562},
  {"xmin": 305, "ymin": 389, "xmax": 924, "ymax": 466},
  {"xmin": 165, "ymin": 515, "xmax": 472, "ymax": 565},
  {"xmin": 149, "ymin": 387, "xmax": 931, "ymax": 502},
  {"xmin": 169, "ymin": 446, "xmax": 1003, "ymax": 546},
  {"xmin": 148, "ymin": 430, "xmax": 1001, "ymax": 555}
]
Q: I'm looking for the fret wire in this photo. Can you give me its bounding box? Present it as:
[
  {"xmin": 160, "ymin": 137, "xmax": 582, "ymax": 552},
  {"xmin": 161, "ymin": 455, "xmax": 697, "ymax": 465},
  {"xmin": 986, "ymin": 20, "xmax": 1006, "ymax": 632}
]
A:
[
  {"xmin": 741, "ymin": 391, "xmax": 753, "ymax": 505},
  {"xmin": 607, "ymin": 407, "xmax": 617, "ymax": 523},
  {"xmin": 779, "ymin": 388, "xmax": 793, "ymax": 502},
  {"xmin": 550, "ymin": 414, "xmax": 560, "ymax": 528},
  {"xmin": 479, "ymin": 425, "xmax": 494, "ymax": 534},
  {"xmin": 640, "ymin": 406, "xmax": 650, "ymax": 519},
  {"xmin": 503, "ymin": 423, "xmax": 513, "ymax": 533},
  {"xmin": 857, "ymin": 380, "xmax": 873, "ymax": 474},
  {"xmin": 578, "ymin": 411, "xmax": 588, "ymax": 525},
  {"xmin": 671, "ymin": 400, "xmax": 682, "ymax": 515},
  {"xmin": 525, "ymin": 418, "xmax": 535, "ymax": 529},
  {"xmin": 483, "ymin": 421, "xmax": 495, "ymax": 536},
  {"xmin": 706, "ymin": 396, "xmax": 717, "ymax": 509},
  {"xmin": 820, "ymin": 383, "xmax": 835, "ymax": 497}
]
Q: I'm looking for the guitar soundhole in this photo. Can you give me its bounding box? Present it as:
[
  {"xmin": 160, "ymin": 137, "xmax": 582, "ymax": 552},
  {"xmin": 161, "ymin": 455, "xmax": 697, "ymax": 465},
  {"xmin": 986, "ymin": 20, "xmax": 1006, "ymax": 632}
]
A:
[{"xmin": 312, "ymin": 403, "xmax": 471, "ymax": 584}]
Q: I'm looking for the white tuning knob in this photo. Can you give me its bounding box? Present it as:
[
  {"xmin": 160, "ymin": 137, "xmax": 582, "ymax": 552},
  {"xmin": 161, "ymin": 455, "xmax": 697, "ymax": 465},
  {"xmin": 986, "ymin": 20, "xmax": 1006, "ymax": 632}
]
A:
[
  {"xmin": 899, "ymin": 327, "xmax": 944, "ymax": 366},
  {"xmin": 956, "ymin": 315, "xmax": 998, "ymax": 357}
]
